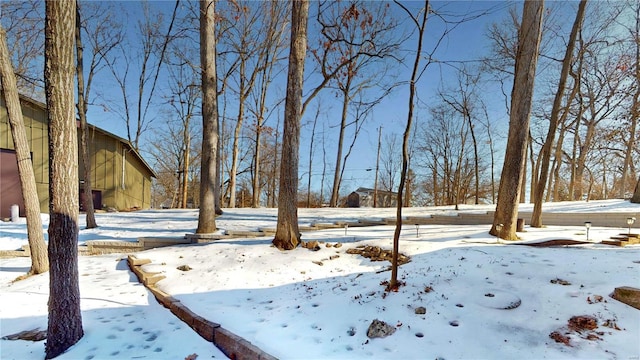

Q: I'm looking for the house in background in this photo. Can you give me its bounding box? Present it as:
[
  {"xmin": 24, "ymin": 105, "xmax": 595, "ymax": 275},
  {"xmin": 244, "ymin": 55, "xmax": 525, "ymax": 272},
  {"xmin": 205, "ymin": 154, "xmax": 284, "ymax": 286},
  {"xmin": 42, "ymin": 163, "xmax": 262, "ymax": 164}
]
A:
[
  {"xmin": 347, "ymin": 187, "xmax": 398, "ymax": 208},
  {"xmin": 0, "ymin": 94, "xmax": 156, "ymax": 219}
]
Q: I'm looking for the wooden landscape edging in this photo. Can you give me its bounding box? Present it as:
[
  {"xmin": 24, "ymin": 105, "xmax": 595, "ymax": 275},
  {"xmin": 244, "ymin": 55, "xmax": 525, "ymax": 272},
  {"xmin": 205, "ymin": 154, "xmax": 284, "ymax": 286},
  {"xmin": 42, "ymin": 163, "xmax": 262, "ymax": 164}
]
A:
[{"xmin": 126, "ymin": 255, "xmax": 277, "ymax": 360}]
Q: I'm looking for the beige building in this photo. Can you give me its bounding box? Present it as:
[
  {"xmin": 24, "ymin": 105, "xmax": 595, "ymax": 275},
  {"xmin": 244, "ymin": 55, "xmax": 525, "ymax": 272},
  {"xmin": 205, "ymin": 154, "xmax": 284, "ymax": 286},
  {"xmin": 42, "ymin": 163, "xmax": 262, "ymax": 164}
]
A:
[{"xmin": 0, "ymin": 94, "xmax": 156, "ymax": 219}]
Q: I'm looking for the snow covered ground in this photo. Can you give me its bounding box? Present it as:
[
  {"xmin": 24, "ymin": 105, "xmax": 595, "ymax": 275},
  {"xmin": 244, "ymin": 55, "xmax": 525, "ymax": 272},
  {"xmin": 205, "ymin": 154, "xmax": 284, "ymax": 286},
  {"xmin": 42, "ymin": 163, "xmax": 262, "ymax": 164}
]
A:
[{"xmin": 1, "ymin": 199, "xmax": 639, "ymax": 359}]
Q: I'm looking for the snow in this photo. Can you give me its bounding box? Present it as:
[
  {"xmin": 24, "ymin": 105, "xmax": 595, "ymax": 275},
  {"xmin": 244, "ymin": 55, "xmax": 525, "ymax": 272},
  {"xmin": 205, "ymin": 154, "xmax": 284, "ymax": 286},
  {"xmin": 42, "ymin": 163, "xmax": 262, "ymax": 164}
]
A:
[{"xmin": 1, "ymin": 200, "xmax": 639, "ymax": 360}]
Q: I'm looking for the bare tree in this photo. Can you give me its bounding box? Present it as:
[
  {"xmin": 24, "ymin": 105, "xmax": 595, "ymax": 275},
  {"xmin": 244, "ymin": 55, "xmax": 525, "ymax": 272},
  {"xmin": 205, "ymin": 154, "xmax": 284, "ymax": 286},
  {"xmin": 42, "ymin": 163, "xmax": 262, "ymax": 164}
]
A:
[
  {"xmin": 75, "ymin": 1, "xmax": 124, "ymax": 226},
  {"xmin": 440, "ymin": 66, "xmax": 483, "ymax": 205},
  {"xmin": 0, "ymin": 25, "xmax": 49, "ymax": 276},
  {"xmin": 531, "ymin": 0, "xmax": 587, "ymax": 227},
  {"xmin": 102, "ymin": 1, "xmax": 179, "ymax": 150},
  {"xmin": 387, "ymin": 0, "xmax": 428, "ymax": 291},
  {"xmin": 44, "ymin": 0, "xmax": 84, "ymax": 357},
  {"xmin": 491, "ymin": 0, "xmax": 544, "ymax": 240},
  {"xmin": 196, "ymin": 0, "xmax": 218, "ymax": 234},
  {"xmin": 621, "ymin": 1, "xmax": 640, "ymax": 199},
  {"xmin": 379, "ymin": 133, "xmax": 401, "ymax": 200},
  {"xmin": 75, "ymin": 1, "xmax": 94, "ymax": 228},
  {"xmin": 311, "ymin": 1, "xmax": 402, "ymax": 207},
  {"xmin": 273, "ymin": 0, "xmax": 309, "ymax": 250},
  {"xmin": 0, "ymin": 1, "xmax": 44, "ymax": 96},
  {"xmin": 248, "ymin": 1, "xmax": 289, "ymax": 208},
  {"xmin": 306, "ymin": 103, "xmax": 322, "ymax": 207}
]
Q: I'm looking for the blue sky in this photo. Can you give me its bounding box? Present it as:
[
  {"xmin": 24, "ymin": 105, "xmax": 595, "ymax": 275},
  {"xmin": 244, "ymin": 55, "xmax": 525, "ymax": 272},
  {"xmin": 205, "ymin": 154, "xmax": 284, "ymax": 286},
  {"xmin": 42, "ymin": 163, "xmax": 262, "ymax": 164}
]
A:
[{"xmin": 82, "ymin": 0, "xmax": 576, "ymax": 199}]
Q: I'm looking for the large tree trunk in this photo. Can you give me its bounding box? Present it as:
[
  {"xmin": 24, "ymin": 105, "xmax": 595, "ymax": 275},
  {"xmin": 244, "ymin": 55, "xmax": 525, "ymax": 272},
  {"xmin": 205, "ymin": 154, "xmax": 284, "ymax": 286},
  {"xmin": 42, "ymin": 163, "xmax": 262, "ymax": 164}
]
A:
[
  {"xmin": 196, "ymin": 0, "xmax": 218, "ymax": 234},
  {"xmin": 491, "ymin": 0, "xmax": 544, "ymax": 240},
  {"xmin": 0, "ymin": 26, "xmax": 49, "ymax": 275},
  {"xmin": 631, "ymin": 177, "xmax": 640, "ymax": 203},
  {"xmin": 45, "ymin": 0, "xmax": 84, "ymax": 357},
  {"xmin": 531, "ymin": 0, "xmax": 586, "ymax": 227},
  {"xmin": 273, "ymin": 0, "xmax": 308, "ymax": 250},
  {"xmin": 624, "ymin": 4, "xmax": 640, "ymax": 199},
  {"xmin": 75, "ymin": 1, "xmax": 98, "ymax": 228}
]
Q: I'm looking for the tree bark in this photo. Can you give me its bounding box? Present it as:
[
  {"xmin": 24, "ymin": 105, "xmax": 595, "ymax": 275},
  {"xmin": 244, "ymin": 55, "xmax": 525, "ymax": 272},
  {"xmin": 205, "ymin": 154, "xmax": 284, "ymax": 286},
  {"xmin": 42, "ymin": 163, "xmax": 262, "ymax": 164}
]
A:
[
  {"xmin": 491, "ymin": 0, "xmax": 544, "ymax": 240},
  {"xmin": 329, "ymin": 83, "xmax": 351, "ymax": 207},
  {"xmin": 45, "ymin": 0, "xmax": 84, "ymax": 357},
  {"xmin": 531, "ymin": 0, "xmax": 587, "ymax": 227},
  {"xmin": 196, "ymin": 0, "xmax": 218, "ymax": 234},
  {"xmin": 631, "ymin": 177, "xmax": 640, "ymax": 203},
  {"xmin": 0, "ymin": 26, "xmax": 49, "ymax": 275},
  {"xmin": 273, "ymin": 0, "xmax": 308, "ymax": 250},
  {"xmin": 75, "ymin": 1, "xmax": 98, "ymax": 228},
  {"xmin": 623, "ymin": 3, "xmax": 640, "ymax": 199}
]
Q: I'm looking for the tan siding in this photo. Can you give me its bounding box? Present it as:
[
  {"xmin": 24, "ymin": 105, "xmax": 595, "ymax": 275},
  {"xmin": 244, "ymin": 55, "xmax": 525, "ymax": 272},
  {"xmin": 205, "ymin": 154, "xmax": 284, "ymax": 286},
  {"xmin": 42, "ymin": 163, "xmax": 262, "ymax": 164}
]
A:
[
  {"xmin": 1, "ymin": 96, "xmax": 155, "ymax": 213},
  {"xmin": 0, "ymin": 98, "xmax": 49, "ymax": 212}
]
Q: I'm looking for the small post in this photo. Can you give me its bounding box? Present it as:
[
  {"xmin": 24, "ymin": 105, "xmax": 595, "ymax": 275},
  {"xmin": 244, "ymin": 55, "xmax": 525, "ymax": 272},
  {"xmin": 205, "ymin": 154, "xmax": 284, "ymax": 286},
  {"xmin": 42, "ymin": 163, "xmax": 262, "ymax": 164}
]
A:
[
  {"xmin": 495, "ymin": 223, "xmax": 503, "ymax": 244},
  {"xmin": 415, "ymin": 224, "xmax": 420, "ymax": 238},
  {"xmin": 10, "ymin": 204, "xmax": 19, "ymax": 222},
  {"xmin": 627, "ymin": 217, "xmax": 636, "ymax": 237},
  {"xmin": 584, "ymin": 221, "xmax": 591, "ymax": 241},
  {"xmin": 344, "ymin": 223, "xmax": 348, "ymax": 236}
]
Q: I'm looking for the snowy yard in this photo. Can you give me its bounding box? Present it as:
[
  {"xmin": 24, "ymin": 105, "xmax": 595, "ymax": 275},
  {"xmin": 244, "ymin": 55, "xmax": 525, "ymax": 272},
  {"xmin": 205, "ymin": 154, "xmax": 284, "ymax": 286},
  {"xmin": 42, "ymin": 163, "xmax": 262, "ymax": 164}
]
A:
[{"xmin": 1, "ymin": 200, "xmax": 639, "ymax": 359}]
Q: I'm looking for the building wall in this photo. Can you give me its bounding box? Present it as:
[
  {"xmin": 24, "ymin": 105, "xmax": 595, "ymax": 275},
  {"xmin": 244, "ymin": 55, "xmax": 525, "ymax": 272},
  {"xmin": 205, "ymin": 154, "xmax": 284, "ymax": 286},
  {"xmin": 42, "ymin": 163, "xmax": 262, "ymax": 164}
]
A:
[
  {"xmin": 1, "ymin": 96, "xmax": 154, "ymax": 215},
  {"xmin": 0, "ymin": 97, "xmax": 50, "ymax": 214}
]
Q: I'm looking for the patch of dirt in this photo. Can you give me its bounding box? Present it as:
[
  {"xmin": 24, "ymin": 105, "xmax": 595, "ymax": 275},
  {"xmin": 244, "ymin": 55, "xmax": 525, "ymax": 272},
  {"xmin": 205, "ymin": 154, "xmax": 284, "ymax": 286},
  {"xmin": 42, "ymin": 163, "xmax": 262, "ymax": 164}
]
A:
[
  {"xmin": 568, "ymin": 315, "xmax": 598, "ymax": 331},
  {"xmin": 520, "ymin": 239, "xmax": 591, "ymax": 247},
  {"xmin": 550, "ymin": 278, "xmax": 572, "ymax": 286},
  {"xmin": 549, "ymin": 331, "xmax": 571, "ymax": 345},
  {"xmin": 549, "ymin": 315, "xmax": 621, "ymax": 347},
  {"xmin": 2, "ymin": 328, "xmax": 47, "ymax": 341},
  {"xmin": 346, "ymin": 245, "xmax": 410, "ymax": 265}
]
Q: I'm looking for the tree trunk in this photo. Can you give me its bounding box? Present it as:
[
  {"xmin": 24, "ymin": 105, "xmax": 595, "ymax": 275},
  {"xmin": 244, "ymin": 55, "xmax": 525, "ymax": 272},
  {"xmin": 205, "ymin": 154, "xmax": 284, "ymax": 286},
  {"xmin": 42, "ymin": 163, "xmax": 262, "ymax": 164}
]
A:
[
  {"xmin": 181, "ymin": 131, "xmax": 190, "ymax": 208},
  {"xmin": 0, "ymin": 26, "xmax": 49, "ymax": 275},
  {"xmin": 624, "ymin": 4, "xmax": 640, "ymax": 199},
  {"xmin": 374, "ymin": 126, "xmax": 381, "ymax": 208},
  {"xmin": 273, "ymin": 0, "xmax": 308, "ymax": 250},
  {"xmin": 307, "ymin": 106, "xmax": 320, "ymax": 207},
  {"xmin": 196, "ymin": 0, "xmax": 218, "ymax": 234},
  {"xmin": 45, "ymin": 0, "xmax": 84, "ymax": 357},
  {"xmin": 389, "ymin": 0, "xmax": 428, "ymax": 290},
  {"xmin": 631, "ymin": 177, "xmax": 640, "ymax": 203},
  {"xmin": 228, "ymin": 58, "xmax": 245, "ymax": 208},
  {"xmin": 531, "ymin": 0, "xmax": 586, "ymax": 227},
  {"xmin": 75, "ymin": 2, "xmax": 98, "ymax": 228},
  {"xmin": 330, "ymin": 85, "xmax": 351, "ymax": 207},
  {"xmin": 491, "ymin": 0, "xmax": 544, "ymax": 240}
]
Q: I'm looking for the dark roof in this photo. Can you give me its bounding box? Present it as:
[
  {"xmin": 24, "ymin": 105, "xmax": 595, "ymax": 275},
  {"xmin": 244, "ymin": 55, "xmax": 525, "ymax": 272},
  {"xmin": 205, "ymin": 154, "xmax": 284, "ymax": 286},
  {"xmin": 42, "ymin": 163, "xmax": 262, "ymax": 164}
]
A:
[{"xmin": 355, "ymin": 187, "xmax": 397, "ymax": 197}]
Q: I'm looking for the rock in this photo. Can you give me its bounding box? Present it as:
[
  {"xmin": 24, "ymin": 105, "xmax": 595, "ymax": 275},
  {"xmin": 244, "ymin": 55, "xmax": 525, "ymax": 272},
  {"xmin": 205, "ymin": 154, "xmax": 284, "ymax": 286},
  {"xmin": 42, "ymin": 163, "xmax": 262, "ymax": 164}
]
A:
[
  {"xmin": 177, "ymin": 265, "xmax": 192, "ymax": 271},
  {"xmin": 305, "ymin": 240, "xmax": 321, "ymax": 251},
  {"xmin": 312, "ymin": 260, "xmax": 323, "ymax": 266},
  {"xmin": 611, "ymin": 286, "xmax": 640, "ymax": 310},
  {"xmin": 550, "ymin": 278, "xmax": 571, "ymax": 286},
  {"xmin": 415, "ymin": 306, "xmax": 426, "ymax": 315},
  {"xmin": 347, "ymin": 327, "xmax": 356, "ymax": 336},
  {"xmin": 329, "ymin": 255, "xmax": 340, "ymax": 260},
  {"xmin": 366, "ymin": 319, "xmax": 396, "ymax": 339},
  {"xmin": 334, "ymin": 243, "xmax": 343, "ymax": 248}
]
